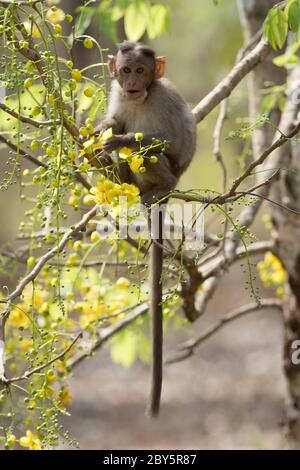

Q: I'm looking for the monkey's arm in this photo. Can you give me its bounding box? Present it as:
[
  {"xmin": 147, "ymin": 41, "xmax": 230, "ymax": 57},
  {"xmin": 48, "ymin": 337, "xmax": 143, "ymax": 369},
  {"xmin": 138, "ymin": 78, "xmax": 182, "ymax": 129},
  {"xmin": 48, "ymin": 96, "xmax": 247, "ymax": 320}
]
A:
[
  {"xmin": 94, "ymin": 117, "xmax": 124, "ymax": 135},
  {"xmin": 103, "ymin": 132, "xmax": 166, "ymax": 152},
  {"xmin": 85, "ymin": 118, "xmax": 125, "ymax": 169}
]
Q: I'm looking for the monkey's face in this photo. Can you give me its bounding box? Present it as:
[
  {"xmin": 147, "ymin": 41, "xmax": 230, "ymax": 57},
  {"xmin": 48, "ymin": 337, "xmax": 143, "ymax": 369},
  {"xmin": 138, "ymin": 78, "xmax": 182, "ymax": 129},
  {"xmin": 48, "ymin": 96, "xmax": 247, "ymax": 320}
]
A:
[{"xmin": 115, "ymin": 53, "xmax": 155, "ymax": 101}]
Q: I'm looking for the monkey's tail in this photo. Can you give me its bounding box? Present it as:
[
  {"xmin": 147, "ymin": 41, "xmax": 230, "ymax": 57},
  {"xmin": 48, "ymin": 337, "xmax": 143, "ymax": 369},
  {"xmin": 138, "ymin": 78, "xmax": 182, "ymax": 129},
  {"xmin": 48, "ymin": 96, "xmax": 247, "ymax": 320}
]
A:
[{"xmin": 146, "ymin": 205, "xmax": 165, "ymax": 418}]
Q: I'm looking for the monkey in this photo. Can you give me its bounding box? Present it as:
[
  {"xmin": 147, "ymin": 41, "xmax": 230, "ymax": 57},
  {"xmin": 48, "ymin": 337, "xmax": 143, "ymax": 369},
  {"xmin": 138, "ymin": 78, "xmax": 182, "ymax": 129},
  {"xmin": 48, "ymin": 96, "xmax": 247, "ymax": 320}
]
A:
[{"xmin": 93, "ymin": 41, "xmax": 197, "ymax": 417}]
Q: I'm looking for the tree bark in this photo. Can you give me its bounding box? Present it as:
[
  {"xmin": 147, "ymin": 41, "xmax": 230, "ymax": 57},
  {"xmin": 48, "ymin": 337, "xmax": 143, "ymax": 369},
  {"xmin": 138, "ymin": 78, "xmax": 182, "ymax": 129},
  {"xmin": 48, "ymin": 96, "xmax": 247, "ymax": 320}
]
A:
[
  {"xmin": 269, "ymin": 66, "xmax": 300, "ymax": 447},
  {"xmin": 237, "ymin": 0, "xmax": 286, "ymax": 159},
  {"xmin": 238, "ymin": 0, "xmax": 300, "ymax": 448}
]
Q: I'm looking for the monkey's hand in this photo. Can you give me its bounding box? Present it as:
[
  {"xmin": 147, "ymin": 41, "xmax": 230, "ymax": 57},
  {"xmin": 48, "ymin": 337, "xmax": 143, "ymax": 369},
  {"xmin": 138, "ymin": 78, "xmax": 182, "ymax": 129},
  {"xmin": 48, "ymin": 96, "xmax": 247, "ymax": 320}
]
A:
[{"xmin": 103, "ymin": 134, "xmax": 130, "ymax": 152}]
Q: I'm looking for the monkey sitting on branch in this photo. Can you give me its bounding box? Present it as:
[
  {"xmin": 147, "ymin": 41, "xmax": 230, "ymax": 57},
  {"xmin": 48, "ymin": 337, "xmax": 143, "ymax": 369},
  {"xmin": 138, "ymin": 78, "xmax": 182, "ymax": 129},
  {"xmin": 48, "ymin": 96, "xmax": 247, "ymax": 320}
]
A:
[{"xmin": 93, "ymin": 41, "xmax": 197, "ymax": 417}]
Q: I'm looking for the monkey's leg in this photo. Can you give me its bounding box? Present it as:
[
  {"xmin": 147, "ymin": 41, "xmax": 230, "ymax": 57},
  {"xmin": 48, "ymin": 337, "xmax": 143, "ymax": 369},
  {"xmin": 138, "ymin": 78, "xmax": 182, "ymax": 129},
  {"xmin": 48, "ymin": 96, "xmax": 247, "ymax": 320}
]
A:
[{"xmin": 146, "ymin": 204, "xmax": 166, "ymax": 418}]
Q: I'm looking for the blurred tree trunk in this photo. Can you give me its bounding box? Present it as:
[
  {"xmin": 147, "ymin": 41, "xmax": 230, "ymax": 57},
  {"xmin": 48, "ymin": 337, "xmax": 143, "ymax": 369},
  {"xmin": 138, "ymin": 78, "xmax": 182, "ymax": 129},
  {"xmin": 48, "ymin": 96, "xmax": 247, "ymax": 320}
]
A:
[
  {"xmin": 237, "ymin": 0, "xmax": 285, "ymax": 159},
  {"xmin": 237, "ymin": 0, "xmax": 300, "ymax": 449},
  {"xmin": 270, "ymin": 65, "xmax": 300, "ymax": 448}
]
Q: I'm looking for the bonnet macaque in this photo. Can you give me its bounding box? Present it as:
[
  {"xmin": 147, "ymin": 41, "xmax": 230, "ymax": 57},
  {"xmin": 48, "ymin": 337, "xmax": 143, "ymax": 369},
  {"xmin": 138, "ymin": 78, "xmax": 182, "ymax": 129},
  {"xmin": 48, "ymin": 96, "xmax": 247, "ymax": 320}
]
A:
[{"xmin": 94, "ymin": 41, "xmax": 197, "ymax": 416}]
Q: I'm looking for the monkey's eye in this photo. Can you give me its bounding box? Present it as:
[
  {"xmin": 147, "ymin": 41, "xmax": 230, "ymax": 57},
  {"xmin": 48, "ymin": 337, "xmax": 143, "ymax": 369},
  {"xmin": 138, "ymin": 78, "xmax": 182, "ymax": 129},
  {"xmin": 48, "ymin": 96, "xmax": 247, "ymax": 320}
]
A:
[
  {"xmin": 123, "ymin": 66, "xmax": 131, "ymax": 74},
  {"xmin": 136, "ymin": 67, "xmax": 144, "ymax": 74}
]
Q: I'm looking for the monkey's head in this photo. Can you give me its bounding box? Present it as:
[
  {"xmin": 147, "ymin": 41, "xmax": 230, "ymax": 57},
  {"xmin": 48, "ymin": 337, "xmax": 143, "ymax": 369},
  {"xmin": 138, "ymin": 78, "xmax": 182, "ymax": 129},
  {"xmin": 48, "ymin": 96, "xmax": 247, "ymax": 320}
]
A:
[{"xmin": 107, "ymin": 41, "xmax": 166, "ymax": 101}]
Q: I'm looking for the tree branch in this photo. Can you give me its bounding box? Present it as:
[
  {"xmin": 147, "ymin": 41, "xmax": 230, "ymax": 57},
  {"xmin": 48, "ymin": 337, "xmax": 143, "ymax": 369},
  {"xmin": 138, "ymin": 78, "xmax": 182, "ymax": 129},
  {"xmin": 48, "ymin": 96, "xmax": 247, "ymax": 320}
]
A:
[
  {"xmin": 193, "ymin": 38, "xmax": 271, "ymax": 123},
  {"xmin": 0, "ymin": 103, "xmax": 59, "ymax": 128},
  {"xmin": 165, "ymin": 299, "xmax": 283, "ymax": 364}
]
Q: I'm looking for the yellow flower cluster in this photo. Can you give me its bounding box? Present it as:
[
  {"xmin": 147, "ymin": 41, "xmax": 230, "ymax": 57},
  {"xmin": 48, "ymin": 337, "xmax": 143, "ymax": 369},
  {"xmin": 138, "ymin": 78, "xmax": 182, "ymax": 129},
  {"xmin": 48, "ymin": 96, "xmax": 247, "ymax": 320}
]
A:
[
  {"xmin": 74, "ymin": 278, "xmax": 131, "ymax": 329},
  {"xmin": 257, "ymin": 251, "xmax": 287, "ymax": 297},
  {"xmin": 79, "ymin": 128, "xmax": 145, "ymax": 174},
  {"xmin": 8, "ymin": 285, "xmax": 48, "ymax": 329},
  {"xmin": 90, "ymin": 178, "xmax": 140, "ymax": 207},
  {"xmin": 19, "ymin": 430, "xmax": 42, "ymax": 450}
]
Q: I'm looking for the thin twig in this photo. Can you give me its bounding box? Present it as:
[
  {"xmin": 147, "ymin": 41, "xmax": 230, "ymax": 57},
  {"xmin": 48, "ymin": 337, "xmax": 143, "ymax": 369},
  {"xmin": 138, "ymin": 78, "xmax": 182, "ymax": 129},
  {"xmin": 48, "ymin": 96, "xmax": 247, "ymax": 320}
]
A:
[
  {"xmin": 165, "ymin": 299, "xmax": 283, "ymax": 364},
  {"xmin": 1, "ymin": 331, "xmax": 83, "ymax": 385},
  {"xmin": 0, "ymin": 134, "xmax": 47, "ymax": 168}
]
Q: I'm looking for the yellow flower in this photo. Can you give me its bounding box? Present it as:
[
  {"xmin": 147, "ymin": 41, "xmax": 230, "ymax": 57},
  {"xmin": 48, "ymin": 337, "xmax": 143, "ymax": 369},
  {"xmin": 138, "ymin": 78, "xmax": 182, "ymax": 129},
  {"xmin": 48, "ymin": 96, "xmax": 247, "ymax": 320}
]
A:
[
  {"xmin": 97, "ymin": 128, "xmax": 113, "ymax": 146},
  {"xmin": 129, "ymin": 155, "xmax": 144, "ymax": 173},
  {"xmin": 79, "ymin": 128, "xmax": 113, "ymax": 157},
  {"xmin": 265, "ymin": 252, "xmax": 276, "ymax": 266},
  {"xmin": 106, "ymin": 187, "xmax": 123, "ymax": 204},
  {"xmin": 119, "ymin": 146, "xmax": 133, "ymax": 160},
  {"xmin": 9, "ymin": 307, "xmax": 30, "ymax": 328},
  {"xmin": 23, "ymin": 21, "xmax": 41, "ymax": 38},
  {"xmin": 46, "ymin": 370, "xmax": 58, "ymax": 384},
  {"xmin": 257, "ymin": 251, "xmax": 287, "ymax": 297},
  {"xmin": 46, "ymin": 7, "xmax": 65, "ymax": 24},
  {"xmin": 22, "ymin": 284, "xmax": 47, "ymax": 309},
  {"xmin": 271, "ymin": 270, "xmax": 286, "ymax": 284},
  {"xmin": 19, "ymin": 430, "xmax": 42, "ymax": 450},
  {"xmin": 79, "ymin": 312, "xmax": 96, "ymax": 329},
  {"xmin": 19, "ymin": 339, "xmax": 32, "ymax": 351},
  {"xmin": 119, "ymin": 147, "xmax": 144, "ymax": 173},
  {"xmin": 116, "ymin": 277, "xmax": 130, "ymax": 289},
  {"xmin": 54, "ymin": 359, "xmax": 67, "ymax": 374},
  {"xmin": 108, "ymin": 297, "xmax": 126, "ymax": 314},
  {"xmin": 276, "ymin": 287, "xmax": 284, "ymax": 298},
  {"xmin": 120, "ymin": 182, "xmax": 140, "ymax": 204},
  {"xmin": 90, "ymin": 231, "xmax": 101, "ymax": 243},
  {"xmin": 58, "ymin": 387, "xmax": 73, "ymax": 405}
]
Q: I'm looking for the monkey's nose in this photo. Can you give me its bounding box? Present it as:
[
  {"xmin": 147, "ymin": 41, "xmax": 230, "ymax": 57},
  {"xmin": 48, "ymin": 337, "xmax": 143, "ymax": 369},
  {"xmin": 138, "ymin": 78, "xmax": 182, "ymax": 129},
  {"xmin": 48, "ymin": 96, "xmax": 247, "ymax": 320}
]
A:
[{"xmin": 129, "ymin": 80, "xmax": 138, "ymax": 88}]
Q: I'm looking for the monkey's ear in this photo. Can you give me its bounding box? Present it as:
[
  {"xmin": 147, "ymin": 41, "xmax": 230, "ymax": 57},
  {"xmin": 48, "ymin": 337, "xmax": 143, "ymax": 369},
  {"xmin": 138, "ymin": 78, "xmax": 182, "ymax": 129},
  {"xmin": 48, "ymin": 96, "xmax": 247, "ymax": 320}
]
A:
[
  {"xmin": 155, "ymin": 56, "xmax": 166, "ymax": 79},
  {"xmin": 107, "ymin": 55, "xmax": 116, "ymax": 78}
]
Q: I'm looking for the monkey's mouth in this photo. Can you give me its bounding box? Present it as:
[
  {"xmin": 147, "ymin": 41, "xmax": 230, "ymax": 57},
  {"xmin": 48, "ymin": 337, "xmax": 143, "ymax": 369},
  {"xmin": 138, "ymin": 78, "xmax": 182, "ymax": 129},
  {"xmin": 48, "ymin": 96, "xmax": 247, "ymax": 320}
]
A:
[{"xmin": 124, "ymin": 89, "xmax": 147, "ymax": 101}]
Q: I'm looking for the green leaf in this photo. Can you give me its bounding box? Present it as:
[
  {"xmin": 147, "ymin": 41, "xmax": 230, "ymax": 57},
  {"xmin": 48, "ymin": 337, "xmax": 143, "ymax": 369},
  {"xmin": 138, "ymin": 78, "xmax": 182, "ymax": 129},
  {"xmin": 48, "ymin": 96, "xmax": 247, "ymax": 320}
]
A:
[
  {"xmin": 263, "ymin": 7, "xmax": 288, "ymax": 50},
  {"xmin": 111, "ymin": 5, "xmax": 125, "ymax": 22},
  {"xmin": 273, "ymin": 38, "xmax": 300, "ymax": 67},
  {"xmin": 260, "ymin": 94, "xmax": 277, "ymax": 115},
  {"xmin": 75, "ymin": 7, "xmax": 94, "ymax": 37},
  {"xmin": 285, "ymin": 0, "xmax": 300, "ymax": 33},
  {"xmin": 110, "ymin": 330, "xmax": 137, "ymax": 368},
  {"xmin": 278, "ymin": 94, "xmax": 287, "ymax": 112},
  {"xmin": 124, "ymin": 3, "xmax": 149, "ymax": 42},
  {"xmin": 147, "ymin": 4, "xmax": 170, "ymax": 40}
]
